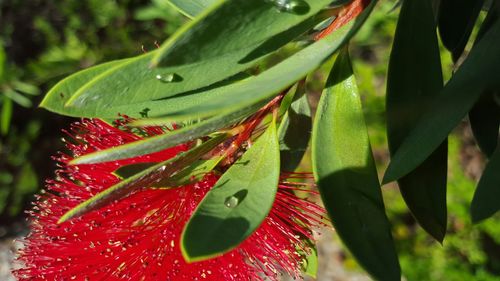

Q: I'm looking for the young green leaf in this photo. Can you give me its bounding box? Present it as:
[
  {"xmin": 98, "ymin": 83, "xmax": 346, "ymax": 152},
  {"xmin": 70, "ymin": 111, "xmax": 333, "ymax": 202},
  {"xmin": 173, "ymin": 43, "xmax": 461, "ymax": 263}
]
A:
[
  {"xmin": 167, "ymin": 0, "xmax": 216, "ymax": 18},
  {"xmin": 278, "ymin": 80, "xmax": 312, "ymax": 171},
  {"xmin": 63, "ymin": 0, "xmax": 335, "ymax": 114},
  {"xmin": 69, "ymin": 101, "xmax": 266, "ymax": 164},
  {"xmin": 438, "ymin": 0, "xmax": 485, "ymax": 61},
  {"xmin": 469, "ymin": 92, "xmax": 500, "ymax": 157},
  {"xmin": 384, "ymin": 15, "xmax": 500, "ymax": 184},
  {"xmin": 181, "ymin": 116, "xmax": 280, "ymax": 262},
  {"xmin": 471, "ymin": 146, "xmax": 500, "ymax": 223},
  {"xmin": 58, "ymin": 134, "xmax": 227, "ymax": 223},
  {"xmin": 39, "ymin": 59, "xmax": 129, "ymax": 115},
  {"xmin": 312, "ymin": 48, "xmax": 400, "ymax": 281},
  {"xmin": 386, "ymin": 0, "xmax": 447, "ymax": 242},
  {"xmin": 158, "ymin": 1, "xmax": 378, "ymax": 120}
]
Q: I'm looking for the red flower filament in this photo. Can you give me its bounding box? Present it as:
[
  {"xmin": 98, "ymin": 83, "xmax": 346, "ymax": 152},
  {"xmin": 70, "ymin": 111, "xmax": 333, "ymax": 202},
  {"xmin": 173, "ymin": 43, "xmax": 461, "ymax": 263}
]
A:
[{"xmin": 14, "ymin": 118, "xmax": 326, "ymax": 281}]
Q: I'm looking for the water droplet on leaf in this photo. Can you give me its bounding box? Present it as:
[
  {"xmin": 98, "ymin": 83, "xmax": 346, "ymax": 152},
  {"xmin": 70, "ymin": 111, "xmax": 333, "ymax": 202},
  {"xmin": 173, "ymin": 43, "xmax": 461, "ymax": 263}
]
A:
[
  {"xmin": 269, "ymin": 0, "xmax": 309, "ymax": 14},
  {"xmin": 224, "ymin": 196, "xmax": 239, "ymax": 208},
  {"xmin": 155, "ymin": 73, "xmax": 183, "ymax": 83}
]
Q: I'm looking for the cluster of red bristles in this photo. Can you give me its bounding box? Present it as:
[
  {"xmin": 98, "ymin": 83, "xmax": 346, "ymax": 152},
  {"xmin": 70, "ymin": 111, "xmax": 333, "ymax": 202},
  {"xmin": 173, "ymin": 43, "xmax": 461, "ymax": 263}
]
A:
[{"xmin": 13, "ymin": 116, "xmax": 326, "ymax": 281}]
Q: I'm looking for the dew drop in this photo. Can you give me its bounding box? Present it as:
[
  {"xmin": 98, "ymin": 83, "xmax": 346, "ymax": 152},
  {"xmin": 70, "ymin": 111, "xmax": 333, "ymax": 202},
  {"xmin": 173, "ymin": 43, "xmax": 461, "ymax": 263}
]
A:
[
  {"xmin": 224, "ymin": 196, "xmax": 239, "ymax": 208},
  {"xmin": 268, "ymin": 0, "xmax": 309, "ymax": 14},
  {"xmin": 155, "ymin": 73, "xmax": 182, "ymax": 83}
]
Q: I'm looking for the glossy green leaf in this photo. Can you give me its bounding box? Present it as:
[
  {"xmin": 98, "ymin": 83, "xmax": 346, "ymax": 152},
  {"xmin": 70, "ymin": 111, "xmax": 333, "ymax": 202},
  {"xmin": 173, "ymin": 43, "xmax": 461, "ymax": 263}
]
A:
[
  {"xmin": 386, "ymin": 0, "xmax": 447, "ymax": 242},
  {"xmin": 278, "ymin": 80, "xmax": 311, "ymax": 171},
  {"xmin": 58, "ymin": 134, "xmax": 227, "ymax": 223},
  {"xmin": 469, "ymin": 92, "xmax": 500, "ymax": 157},
  {"xmin": 153, "ymin": 0, "xmax": 343, "ymax": 66},
  {"xmin": 312, "ymin": 49, "xmax": 400, "ymax": 281},
  {"xmin": 384, "ymin": 15, "xmax": 500, "ymax": 184},
  {"xmin": 115, "ymin": 158, "xmax": 222, "ymax": 187},
  {"xmin": 160, "ymin": 1, "xmax": 378, "ymax": 119},
  {"xmin": 39, "ymin": 59, "xmax": 129, "ymax": 115},
  {"xmin": 181, "ymin": 117, "xmax": 280, "ymax": 262},
  {"xmin": 70, "ymin": 101, "xmax": 266, "ymax": 164},
  {"xmin": 63, "ymin": 0, "xmax": 335, "ymax": 113},
  {"xmin": 471, "ymin": 146, "xmax": 500, "ymax": 223},
  {"xmin": 438, "ymin": 0, "xmax": 485, "ymax": 61},
  {"xmin": 167, "ymin": 0, "xmax": 216, "ymax": 18}
]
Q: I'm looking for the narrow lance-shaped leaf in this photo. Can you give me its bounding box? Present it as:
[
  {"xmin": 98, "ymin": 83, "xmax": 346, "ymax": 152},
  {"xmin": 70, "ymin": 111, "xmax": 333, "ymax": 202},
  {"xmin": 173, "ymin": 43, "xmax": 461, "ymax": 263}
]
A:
[
  {"xmin": 115, "ymin": 158, "xmax": 223, "ymax": 187},
  {"xmin": 383, "ymin": 12, "xmax": 500, "ymax": 184},
  {"xmin": 469, "ymin": 92, "xmax": 500, "ymax": 157},
  {"xmin": 181, "ymin": 115, "xmax": 280, "ymax": 262},
  {"xmin": 312, "ymin": 48, "xmax": 400, "ymax": 281},
  {"xmin": 438, "ymin": 0, "xmax": 485, "ymax": 61},
  {"xmin": 167, "ymin": 0, "xmax": 217, "ymax": 18},
  {"xmin": 58, "ymin": 134, "xmax": 227, "ymax": 223},
  {"xmin": 278, "ymin": 79, "xmax": 312, "ymax": 171},
  {"xmin": 62, "ymin": 0, "xmax": 337, "ymax": 113},
  {"xmin": 39, "ymin": 59, "xmax": 129, "ymax": 115},
  {"xmin": 386, "ymin": 0, "xmax": 448, "ymax": 242},
  {"xmin": 471, "ymin": 146, "xmax": 500, "ymax": 223},
  {"xmin": 69, "ymin": 100, "xmax": 268, "ymax": 164},
  {"xmin": 159, "ymin": 1, "xmax": 378, "ymax": 120}
]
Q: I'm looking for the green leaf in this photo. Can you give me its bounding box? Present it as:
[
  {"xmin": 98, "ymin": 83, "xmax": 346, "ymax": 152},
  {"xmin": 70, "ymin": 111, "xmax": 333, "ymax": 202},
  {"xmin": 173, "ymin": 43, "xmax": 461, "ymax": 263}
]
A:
[
  {"xmin": 167, "ymin": 0, "xmax": 216, "ymax": 18},
  {"xmin": 383, "ymin": 14, "xmax": 500, "ymax": 184},
  {"xmin": 386, "ymin": 0, "xmax": 447, "ymax": 242},
  {"xmin": 312, "ymin": 49, "xmax": 400, "ymax": 281},
  {"xmin": 39, "ymin": 59, "xmax": 129, "ymax": 115},
  {"xmin": 181, "ymin": 116, "xmax": 280, "ymax": 262},
  {"xmin": 114, "ymin": 158, "xmax": 222, "ymax": 187},
  {"xmin": 278, "ymin": 80, "xmax": 311, "ymax": 171},
  {"xmin": 1, "ymin": 98, "xmax": 13, "ymax": 136},
  {"xmin": 70, "ymin": 101, "xmax": 266, "ymax": 164},
  {"xmin": 58, "ymin": 134, "xmax": 227, "ymax": 223},
  {"xmin": 153, "ymin": 0, "xmax": 344, "ymax": 66},
  {"xmin": 469, "ymin": 92, "xmax": 500, "ymax": 157},
  {"xmin": 471, "ymin": 146, "xmax": 500, "ymax": 223},
  {"xmin": 63, "ymin": 0, "xmax": 335, "ymax": 114},
  {"xmin": 438, "ymin": 0, "xmax": 485, "ymax": 61},
  {"xmin": 159, "ymin": 1, "xmax": 378, "ymax": 120}
]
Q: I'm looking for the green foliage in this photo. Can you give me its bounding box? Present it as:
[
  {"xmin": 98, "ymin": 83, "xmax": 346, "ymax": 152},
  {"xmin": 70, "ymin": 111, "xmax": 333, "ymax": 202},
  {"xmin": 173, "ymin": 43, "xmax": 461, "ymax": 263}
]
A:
[
  {"xmin": 312, "ymin": 48, "xmax": 400, "ymax": 281},
  {"xmin": 3, "ymin": 0, "xmax": 500, "ymax": 279},
  {"xmin": 182, "ymin": 117, "xmax": 280, "ymax": 261},
  {"xmin": 386, "ymin": 0, "xmax": 448, "ymax": 242}
]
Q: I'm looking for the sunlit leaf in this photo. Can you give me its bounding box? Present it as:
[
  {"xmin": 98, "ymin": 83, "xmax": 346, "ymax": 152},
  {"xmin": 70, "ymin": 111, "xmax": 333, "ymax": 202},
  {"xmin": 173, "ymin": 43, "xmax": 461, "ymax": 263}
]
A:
[
  {"xmin": 181, "ymin": 116, "xmax": 280, "ymax": 261},
  {"xmin": 312, "ymin": 48, "xmax": 400, "ymax": 281},
  {"xmin": 70, "ymin": 101, "xmax": 266, "ymax": 164},
  {"xmin": 63, "ymin": 0, "xmax": 336, "ymax": 114}
]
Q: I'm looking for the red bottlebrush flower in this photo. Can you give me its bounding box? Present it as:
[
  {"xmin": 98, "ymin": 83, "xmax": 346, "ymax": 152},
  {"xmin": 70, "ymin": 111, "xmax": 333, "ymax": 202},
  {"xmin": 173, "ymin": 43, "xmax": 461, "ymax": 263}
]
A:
[{"xmin": 14, "ymin": 119, "xmax": 325, "ymax": 281}]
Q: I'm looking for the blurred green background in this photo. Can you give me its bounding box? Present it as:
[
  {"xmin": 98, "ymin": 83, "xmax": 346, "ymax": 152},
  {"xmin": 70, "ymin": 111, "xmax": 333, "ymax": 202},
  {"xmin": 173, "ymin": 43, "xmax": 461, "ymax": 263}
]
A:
[{"xmin": 0, "ymin": 1, "xmax": 499, "ymax": 280}]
